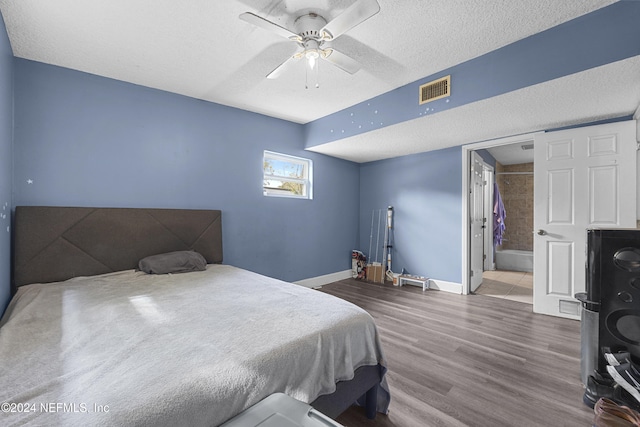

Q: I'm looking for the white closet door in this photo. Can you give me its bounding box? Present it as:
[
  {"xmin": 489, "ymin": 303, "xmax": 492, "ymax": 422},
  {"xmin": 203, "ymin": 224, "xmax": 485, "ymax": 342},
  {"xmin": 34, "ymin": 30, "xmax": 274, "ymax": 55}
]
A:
[{"xmin": 533, "ymin": 121, "xmax": 637, "ymax": 319}]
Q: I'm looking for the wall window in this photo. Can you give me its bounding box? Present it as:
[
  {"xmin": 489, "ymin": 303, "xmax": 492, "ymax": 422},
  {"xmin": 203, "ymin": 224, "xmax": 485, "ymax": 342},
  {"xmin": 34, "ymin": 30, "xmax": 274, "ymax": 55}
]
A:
[{"xmin": 263, "ymin": 151, "xmax": 313, "ymax": 199}]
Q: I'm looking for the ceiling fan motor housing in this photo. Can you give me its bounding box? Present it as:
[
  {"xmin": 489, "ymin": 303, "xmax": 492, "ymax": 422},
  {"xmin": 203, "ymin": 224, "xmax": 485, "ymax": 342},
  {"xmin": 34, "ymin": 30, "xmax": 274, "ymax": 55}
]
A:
[{"xmin": 294, "ymin": 13, "xmax": 329, "ymax": 43}]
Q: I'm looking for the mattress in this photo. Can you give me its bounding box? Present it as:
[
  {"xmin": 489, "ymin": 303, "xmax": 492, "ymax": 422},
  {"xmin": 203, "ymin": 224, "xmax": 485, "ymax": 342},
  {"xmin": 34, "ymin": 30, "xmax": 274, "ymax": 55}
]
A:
[{"xmin": 0, "ymin": 265, "xmax": 387, "ymax": 426}]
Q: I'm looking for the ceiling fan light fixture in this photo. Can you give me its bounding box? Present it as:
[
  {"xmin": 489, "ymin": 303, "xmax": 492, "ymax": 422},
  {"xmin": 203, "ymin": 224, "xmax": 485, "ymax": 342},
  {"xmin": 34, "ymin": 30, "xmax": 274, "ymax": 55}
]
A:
[
  {"xmin": 305, "ymin": 49, "xmax": 320, "ymax": 60},
  {"xmin": 304, "ymin": 40, "xmax": 320, "ymax": 69},
  {"xmin": 306, "ymin": 50, "xmax": 319, "ymax": 70}
]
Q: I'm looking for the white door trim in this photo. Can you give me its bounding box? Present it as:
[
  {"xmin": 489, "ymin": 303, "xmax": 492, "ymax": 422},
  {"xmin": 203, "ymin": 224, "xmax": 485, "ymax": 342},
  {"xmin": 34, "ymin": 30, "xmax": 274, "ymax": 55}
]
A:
[
  {"xmin": 461, "ymin": 132, "xmax": 542, "ymax": 295},
  {"xmin": 483, "ymin": 166, "xmax": 495, "ymax": 271}
]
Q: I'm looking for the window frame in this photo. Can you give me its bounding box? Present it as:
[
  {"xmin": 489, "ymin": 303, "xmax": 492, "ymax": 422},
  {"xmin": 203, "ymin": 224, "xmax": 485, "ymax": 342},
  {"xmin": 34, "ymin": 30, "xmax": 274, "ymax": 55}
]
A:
[{"xmin": 263, "ymin": 151, "xmax": 313, "ymax": 200}]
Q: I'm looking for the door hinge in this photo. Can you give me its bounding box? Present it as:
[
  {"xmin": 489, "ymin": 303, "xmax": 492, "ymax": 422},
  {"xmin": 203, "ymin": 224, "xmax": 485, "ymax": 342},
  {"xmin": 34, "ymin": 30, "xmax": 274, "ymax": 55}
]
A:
[
  {"xmin": 470, "ymin": 270, "xmax": 474, "ymax": 277},
  {"xmin": 483, "ymin": 254, "xmax": 486, "ymax": 260},
  {"xmin": 637, "ymin": 142, "xmax": 640, "ymax": 151}
]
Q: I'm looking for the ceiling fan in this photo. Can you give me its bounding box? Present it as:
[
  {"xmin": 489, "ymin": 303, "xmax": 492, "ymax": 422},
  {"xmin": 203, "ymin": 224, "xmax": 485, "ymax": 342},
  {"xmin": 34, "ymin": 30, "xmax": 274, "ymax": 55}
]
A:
[{"xmin": 239, "ymin": 0, "xmax": 380, "ymax": 87}]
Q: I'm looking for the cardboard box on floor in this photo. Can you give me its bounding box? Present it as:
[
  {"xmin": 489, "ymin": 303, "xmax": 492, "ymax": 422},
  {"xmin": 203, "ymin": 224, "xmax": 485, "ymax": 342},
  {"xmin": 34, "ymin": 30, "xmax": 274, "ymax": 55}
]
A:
[{"xmin": 366, "ymin": 263, "xmax": 385, "ymax": 284}]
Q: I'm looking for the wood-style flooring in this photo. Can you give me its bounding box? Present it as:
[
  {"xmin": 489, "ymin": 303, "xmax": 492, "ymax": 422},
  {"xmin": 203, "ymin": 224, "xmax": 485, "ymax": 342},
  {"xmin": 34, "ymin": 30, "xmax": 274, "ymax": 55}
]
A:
[
  {"xmin": 320, "ymin": 278, "xmax": 592, "ymax": 427},
  {"xmin": 475, "ymin": 270, "xmax": 533, "ymax": 305}
]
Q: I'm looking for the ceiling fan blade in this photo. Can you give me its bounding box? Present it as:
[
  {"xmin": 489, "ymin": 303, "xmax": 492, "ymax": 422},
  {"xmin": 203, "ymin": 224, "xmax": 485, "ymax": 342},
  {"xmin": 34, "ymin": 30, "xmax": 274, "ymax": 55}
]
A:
[
  {"xmin": 239, "ymin": 12, "xmax": 300, "ymax": 41},
  {"xmin": 320, "ymin": 0, "xmax": 380, "ymax": 40},
  {"xmin": 266, "ymin": 55, "xmax": 300, "ymax": 79},
  {"xmin": 322, "ymin": 49, "xmax": 361, "ymax": 74}
]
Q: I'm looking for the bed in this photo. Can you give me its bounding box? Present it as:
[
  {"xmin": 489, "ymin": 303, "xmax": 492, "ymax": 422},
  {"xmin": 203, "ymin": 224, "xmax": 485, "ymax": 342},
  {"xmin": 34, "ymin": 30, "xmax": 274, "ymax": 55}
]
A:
[{"xmin": 1, "ymin": 206, "xmax": 389, "ymax": 426}]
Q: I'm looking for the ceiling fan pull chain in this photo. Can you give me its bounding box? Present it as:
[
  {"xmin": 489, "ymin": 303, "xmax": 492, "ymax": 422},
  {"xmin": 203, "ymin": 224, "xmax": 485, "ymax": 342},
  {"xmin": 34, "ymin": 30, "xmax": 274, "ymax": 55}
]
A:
[{"xmin": 305, "ymin": 57, "xmax": 320, "ymax": 89}]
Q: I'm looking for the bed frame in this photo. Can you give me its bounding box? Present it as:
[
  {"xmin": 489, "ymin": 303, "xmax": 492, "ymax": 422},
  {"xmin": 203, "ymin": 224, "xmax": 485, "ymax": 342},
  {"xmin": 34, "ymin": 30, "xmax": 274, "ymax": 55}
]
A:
[{"xmin": 12, "ymin": 206, "xmax": 380, "ymax": 420}]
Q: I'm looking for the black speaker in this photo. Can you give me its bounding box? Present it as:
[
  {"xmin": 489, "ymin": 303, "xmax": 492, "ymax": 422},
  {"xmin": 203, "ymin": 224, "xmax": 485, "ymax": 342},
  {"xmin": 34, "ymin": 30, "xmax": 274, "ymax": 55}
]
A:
[{"xmin": 587, "ymin": 229, "xmax": 640, "ymax": 375}]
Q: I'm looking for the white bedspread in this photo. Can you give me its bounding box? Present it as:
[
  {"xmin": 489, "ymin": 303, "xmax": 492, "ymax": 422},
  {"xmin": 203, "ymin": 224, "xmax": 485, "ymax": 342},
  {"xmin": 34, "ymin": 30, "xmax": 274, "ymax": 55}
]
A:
[{"xmin": 0, "ymin": 265, "xmax": 387, "ymax": 426}]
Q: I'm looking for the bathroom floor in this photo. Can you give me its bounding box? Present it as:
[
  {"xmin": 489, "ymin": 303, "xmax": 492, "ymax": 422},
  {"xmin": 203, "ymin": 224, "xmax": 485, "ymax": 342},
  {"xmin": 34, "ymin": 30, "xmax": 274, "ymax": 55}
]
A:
[{"xmin": 475, "ymin": 270, "xmax": 533, "ymax": 304}]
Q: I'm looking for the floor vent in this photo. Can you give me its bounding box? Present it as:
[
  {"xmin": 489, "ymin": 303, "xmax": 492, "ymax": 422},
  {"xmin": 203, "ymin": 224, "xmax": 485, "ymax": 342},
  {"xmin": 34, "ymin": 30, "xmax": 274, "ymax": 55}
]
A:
[
  {"xmin": 559, "ymin": 300, "xmax": 580, "ymax": 316},
  {"xmin": 419, "ymin": 75, "xmax": 450, "ymax": 105}
]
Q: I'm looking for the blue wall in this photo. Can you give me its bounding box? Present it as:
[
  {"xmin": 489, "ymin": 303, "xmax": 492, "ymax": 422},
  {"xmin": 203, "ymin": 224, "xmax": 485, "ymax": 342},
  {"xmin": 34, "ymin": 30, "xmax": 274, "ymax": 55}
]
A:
[
  {"xmin": 13, "ymin": 59, "xmax": 360, "ymax": 283},
  {"xmin": 359, "ymin": 146, "xmax": 462, "ymax": 283},
  {"xmin": 0, "ymin": 14, "xmax": 12, "ymax": 316}
]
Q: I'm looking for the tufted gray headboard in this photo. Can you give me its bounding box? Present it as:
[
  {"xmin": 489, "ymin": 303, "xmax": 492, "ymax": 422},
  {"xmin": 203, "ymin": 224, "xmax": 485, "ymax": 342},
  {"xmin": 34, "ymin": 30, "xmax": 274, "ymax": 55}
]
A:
[{"xmin": 13, "ymin": 206, "xmax": 223, "ymax": 288}]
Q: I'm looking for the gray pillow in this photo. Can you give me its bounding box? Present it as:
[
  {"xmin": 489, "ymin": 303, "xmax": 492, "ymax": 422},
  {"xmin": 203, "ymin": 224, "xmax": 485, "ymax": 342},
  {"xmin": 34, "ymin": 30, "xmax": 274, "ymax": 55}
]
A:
[{"xmin": 138, "ymin": 251, "xmax": 207, "ymax": 274}]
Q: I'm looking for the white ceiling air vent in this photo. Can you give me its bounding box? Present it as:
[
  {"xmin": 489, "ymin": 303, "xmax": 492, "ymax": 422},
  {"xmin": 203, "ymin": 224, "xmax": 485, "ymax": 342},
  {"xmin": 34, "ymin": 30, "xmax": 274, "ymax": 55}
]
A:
[
  {"xmin": 521, "ymin": 143, "xmax": 534, "ymax": 150},
  {"xmin": 419, "ymin": 75, "xmax": 450, "ymax": 105}
]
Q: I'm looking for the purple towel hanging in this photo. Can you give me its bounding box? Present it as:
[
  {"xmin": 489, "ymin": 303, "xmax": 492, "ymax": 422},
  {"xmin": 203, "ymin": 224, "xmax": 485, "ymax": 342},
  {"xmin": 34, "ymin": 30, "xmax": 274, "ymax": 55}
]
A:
[{"xmin": 493, "ymin": 182, "xmax": 506, "ymax": 246}]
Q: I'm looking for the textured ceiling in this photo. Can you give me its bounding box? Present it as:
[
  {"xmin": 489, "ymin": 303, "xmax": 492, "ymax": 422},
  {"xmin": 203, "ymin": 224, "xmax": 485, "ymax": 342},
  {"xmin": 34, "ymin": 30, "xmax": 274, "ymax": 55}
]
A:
[
  {"xmin": 1, "ymin": 0, "xmax": 636, "ymax": 163},
  {"xmin": 487, "ymin": 143, "xmax": 535, "ymax": 166},
  {"xmin": 307, "ymin": 57, "xmax": 640, "ymax": 163}
]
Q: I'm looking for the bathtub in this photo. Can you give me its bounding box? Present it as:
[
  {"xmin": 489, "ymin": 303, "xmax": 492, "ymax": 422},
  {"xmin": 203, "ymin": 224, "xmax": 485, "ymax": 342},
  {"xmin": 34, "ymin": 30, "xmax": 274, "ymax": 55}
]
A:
[{"xmin": 495, "ymin": 249, "xmax": 533, "ymax": 272}]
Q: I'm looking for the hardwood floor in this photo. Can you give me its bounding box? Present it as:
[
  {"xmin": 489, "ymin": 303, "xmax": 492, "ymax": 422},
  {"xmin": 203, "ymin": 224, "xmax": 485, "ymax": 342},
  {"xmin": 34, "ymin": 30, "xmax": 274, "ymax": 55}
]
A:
[
  {"xmin": 476, "ymin": 270, "xmax": 533, "ymax": 305},
  {"xmin": 320, "ymin": 278, "xmax": 593, "ymax": 427}
]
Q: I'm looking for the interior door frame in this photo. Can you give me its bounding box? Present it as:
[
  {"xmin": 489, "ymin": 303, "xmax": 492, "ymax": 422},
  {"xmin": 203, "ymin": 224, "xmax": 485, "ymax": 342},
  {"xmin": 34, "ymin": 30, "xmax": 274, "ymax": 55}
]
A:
[
  {"xmin": 461, "ymin": 132, "xmax": 541, "ymax": 295},
  {"xmin": 483, "ymin": 166, "xmax": 495, "ymax": 271}
]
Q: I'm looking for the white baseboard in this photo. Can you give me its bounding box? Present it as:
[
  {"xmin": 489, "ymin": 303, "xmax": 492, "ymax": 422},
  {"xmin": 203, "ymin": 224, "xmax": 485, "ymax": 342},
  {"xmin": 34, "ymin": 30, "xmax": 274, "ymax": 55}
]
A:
[
  {"xmin": 294, "ymin": 270, "xmax": 352, "ymax": 289},
  {"xmin": 295, "ymin": 270, "xmax": 463, "ymax": 294},
  {"xmin": 430, "ymin": 279, "xmax": 463, "ymax": 294},
  {"xmin": 401, "ymin": 278, "xmax": 463, "ymax": 294}
]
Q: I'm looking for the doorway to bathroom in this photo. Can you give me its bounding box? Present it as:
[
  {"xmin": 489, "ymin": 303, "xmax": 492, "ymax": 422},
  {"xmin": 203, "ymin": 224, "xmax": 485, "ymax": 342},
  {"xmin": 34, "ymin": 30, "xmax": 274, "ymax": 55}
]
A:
[
  {"xmin": 471, "ymin": 139, "xmax": 535, "ymax": 304},
  {"xmin": 464, "ymin": 122, "xmax": 637, "ymax": 317}
]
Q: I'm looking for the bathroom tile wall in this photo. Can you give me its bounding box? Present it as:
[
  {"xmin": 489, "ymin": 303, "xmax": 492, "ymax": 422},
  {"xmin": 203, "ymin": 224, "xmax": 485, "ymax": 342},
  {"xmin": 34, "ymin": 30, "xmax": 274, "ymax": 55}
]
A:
[{"xmin": 496, "ymin": 162, "xmax": 533, "ymax": 251}]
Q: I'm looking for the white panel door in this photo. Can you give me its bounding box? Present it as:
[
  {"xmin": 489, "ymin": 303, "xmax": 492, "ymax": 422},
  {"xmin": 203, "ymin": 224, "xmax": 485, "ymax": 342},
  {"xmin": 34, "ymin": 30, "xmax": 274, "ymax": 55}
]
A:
[
  {"xmin": 470, "ymin": 151, "xmax": 485, "ymax": 292},
  {"xmin": 533, "ymin": 121, "xmax": 637, "ymax": 319}
]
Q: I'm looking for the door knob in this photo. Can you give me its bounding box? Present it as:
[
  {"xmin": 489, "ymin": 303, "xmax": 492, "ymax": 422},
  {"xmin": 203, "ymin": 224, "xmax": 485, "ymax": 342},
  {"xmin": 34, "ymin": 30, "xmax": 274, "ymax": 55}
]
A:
[{"xmin": 537, "ymin": 229, "xmax": 546, "ymax": 236}]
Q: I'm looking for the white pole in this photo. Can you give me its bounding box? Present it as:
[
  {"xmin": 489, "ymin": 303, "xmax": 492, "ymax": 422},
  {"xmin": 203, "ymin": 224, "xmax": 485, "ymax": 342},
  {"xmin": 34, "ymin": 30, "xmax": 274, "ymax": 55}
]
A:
[
  {"xmin": 386, "ymin": 206, "xmax": 394, "ymax": 279},
  {"xmin": 368, "ymin": 210, "xmax": 374, "ymax": 263},
  {"xmin": 382, "ymin": 209, "xmax": 389, "ymax": 272},
  {"xmin": 375, "ymin": 209, "xmax": 382, "ymax": 264}
]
